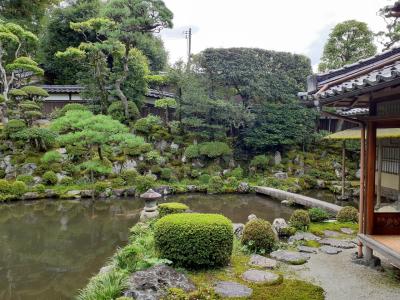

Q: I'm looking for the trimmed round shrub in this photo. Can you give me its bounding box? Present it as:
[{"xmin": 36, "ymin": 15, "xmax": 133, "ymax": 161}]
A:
[
  {"xmin": 94, "ymin": 181, "xmax": 111, "ymax": 193},
  {"xmin": 10, "ymin": 181, "xmax": 27, "ymax": 196},
  {"xmin": 154, "ymin": 213, "xmax": 233, "ymax": 268},
  {"xmin": 289, "ymin": 209, "xmax": 311, "ymax": 230},
  {"xmin": 336, "ymin": 206, "xmax": 358, "ymax": 223},
  {"xmin": 0, "ymin": 179, "xmax": 11, "ymax": 194},
  {"xmin": 198, "ymin": 174, "xmax": 211, "ymax": 185},
  {"xmin": 16, "ymin": 175, "xmax": 34, "ymax": 185},
  {"xmin": 121, "ymin": 169, "xmax": 139, "ymax": 185},
  {"xmin": 207, "ymin": 175, "xmax": 224, "ymax": 194},
  {"xmin": 158, "ymin": 202, "xmax": 189, "ymax": 218},
  {"xmin": 34, "ymin": 184, "xmax": 46, "ymax": 193},
  {"xmin": 242, "ymin": 218, "xmax": 277, "ymax": 253},
  {"xmin": 308, "ymin": 207, "xmax": 329, "ymax": 222},
  {"xmin": 135, "ymin": 174, "xmax": 156, "ymax": 193},
  {"xmin": 184, "ymin": 144, "xmax": 200, "ymax": 159},
  {"xmin": 42, "ymin": 171, "xmax": 58, "ymax": 185},
  {"xmin": 108, "ymin": 101, "xmax": 140, "ymax": 123}
]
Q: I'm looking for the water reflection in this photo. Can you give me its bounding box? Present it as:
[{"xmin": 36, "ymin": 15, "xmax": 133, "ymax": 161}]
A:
[{"xmin": 0, "ymin": 194, "xmax": 291, "ymax": 300}]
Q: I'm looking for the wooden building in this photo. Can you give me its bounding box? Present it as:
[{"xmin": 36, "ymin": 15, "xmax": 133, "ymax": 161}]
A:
[
  {"xmin": 40, "ymin": 85, "xmax": 175, "ymax": 117},
  {"xmin": 299, "ymin": 47, "xmax": 400, "ymax": 267}
]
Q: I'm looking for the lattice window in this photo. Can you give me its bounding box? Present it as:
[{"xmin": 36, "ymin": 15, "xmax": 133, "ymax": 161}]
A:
[
  {"xmin": 381, "ymin": 147, "xmax": 400, "ymax": 175},
  {"xmin": 377, "ymin": 100, "xmax": 400, "ymax": 116}
]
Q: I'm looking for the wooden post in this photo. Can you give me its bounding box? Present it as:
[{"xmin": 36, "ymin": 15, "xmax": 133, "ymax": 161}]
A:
[
  {"xmin": 366, "ymin": 121, "xmax": 377, "ymax": 235},
  {"xmin": 376, "ymin": 140, "xmax": 383, "ymax": 209},
  {"xmin": 358, "ymin": 124, "xmax": 366, "ymax": 258},
  {"xmin": 342, "ymin": 141, "xmax": 346, "ymax": 199}
]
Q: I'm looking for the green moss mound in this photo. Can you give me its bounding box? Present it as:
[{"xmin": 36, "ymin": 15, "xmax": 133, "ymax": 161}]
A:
[
  {"xmin": 336, "ymin": 206, "xmax": 358, "ymax": 223},
  {"xmin": 289, "ymin": 209, "xmax": 311, "ymax": 230},
  {"xmin": 242, "ymin": 218, "xmax": 277, "ymax": 253},
  {"xmin": 158, "ymin": 202, "xmax": 189, "ymax": 218},
  {"xmin": 308, "ymin": 207, "xmax": 329, "ymax": 222},
  {"xmin": 154, "ymin": 213, "xmax": 233, "ymax": 268}
]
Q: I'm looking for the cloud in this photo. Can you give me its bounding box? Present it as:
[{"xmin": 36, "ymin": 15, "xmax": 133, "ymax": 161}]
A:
[{"xmin": 305, "ymin": 24, "xmax": 334, "ymax": 71}]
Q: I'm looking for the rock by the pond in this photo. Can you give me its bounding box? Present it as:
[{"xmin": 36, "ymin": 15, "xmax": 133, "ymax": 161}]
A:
[
  {"xmin": 153, "ymin": 185, "xmax": 173, "ymax": 195},
  {"xmin": 45, "ymin": 189, "xmax": 58, "ymax": 198},
  {"xmin": 214, "ymin": 281, "xmax": 253, "ymax": 298},
  {"xmin": 242, "ymin": 269, "xmax": 280, "ymax": 284},
  {"xmin": 249, "ymin": 254, "xmax": 277, "ymax": 269},
  {"xmin": 323, "ymin": 230, "xmax": 340, "ymax": 237},
  {"xmin": 233, "ymin": 223, "xmax": 244, "ymax": 238},
  {"xmin": 124, "ymin": 264, "xmax": 195, "ymax": 300},
  {"xmin": 186, "ymin": 185, "xmax": 197, "ymax": 192},
  {"xmin": 270, "ymin": 250, "xmax": 310, "ymax": 265},
  {"xmin": 272, "ymin": 218, "xmax": 288, "ymax": 236},
  {"xmin": 237, "ymin": 182, "xmax": 250, "ymax": 193},
  {"xmin": 316, "ymin": 180, "xmax": 325, "ymax": 189},
  {"xmin": 319, "ymin": 245, "xmax": 342, "ymax": 255},
  {"xmin": 248, "ymin": 214, "xmax": 257, "ymax": 221},
  {"xmin": 80, "ymin": 190, "xmax": 94, "ymax": 198},
  {"xmin": 22, "ymin": 192, "xmax": 40, "ymax": 200},
  {"xmin": 340, "ymin": 227, "xmax": 354, "ymax": 235},
  {"xmin": 297, "ymin": 246, "xmax": 318, "ymax": 254},
  {"xmin": 125, "ymin": 187, "xmax": 136, "ymax": 196},
  {"xmin": 65, "ymin": 190, "xmax": 81, "ymax": 199},
  {"xmin": 113, "ymin": 188, "xmax": 126, "ymax": 197},
  {"xmin": 274, "ymin": 171, "xmax": 288, "ymax": 180},
  {"xmin": 288, "ymin": 232, "xmax": 321, "ymax": 243},
  {"xmin": 319, "ymin": 238, "xmax": 355, "ymax": 249}
]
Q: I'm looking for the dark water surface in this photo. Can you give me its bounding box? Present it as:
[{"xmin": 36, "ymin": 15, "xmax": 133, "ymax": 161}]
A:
[{"xmin": 0, "ymin": 194, "xmax": 292, "ymax": 300}]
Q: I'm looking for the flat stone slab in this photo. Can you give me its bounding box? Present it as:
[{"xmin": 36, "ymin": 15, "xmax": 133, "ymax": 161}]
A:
[
  {"xmin": 319, "ymin": 238, "xmax": 355, "ymax": 249},
  {"xmin": 288, "ymin": 232, "xmax": 321, "ymax": 243},
  {"xmin": 323, "ymin": 230, "xmax": 340, "ymax": 237},
  {"xmin": 242, "ymin": 269, "xmax": 280, "ymax": 284},
  {"xmin": 249, "ymin": 254, "xmax": 278, "ymax": 269},
  {"xmin": 297, "ymin": 246, "xmax": 318, "ymax": 254},
  {"xmin": 214, "ymin": 281, "xmax": 252, "ymax": 298},
  {"xmin": 320, "ymin": 245, "xmax": 342, "ymax": 255},
  {"xmin": 340, "ymin": 228, "xmax": 355, "ymax": 235},
  {"xmin": 270, "ymin": 250, "xmax": 310, "ymax": 265}
]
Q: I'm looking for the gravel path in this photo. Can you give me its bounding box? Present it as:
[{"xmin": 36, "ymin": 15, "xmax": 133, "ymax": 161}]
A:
[{"xmin": 293, "ymin": 249, "xmax": 400, "ymax": 300}]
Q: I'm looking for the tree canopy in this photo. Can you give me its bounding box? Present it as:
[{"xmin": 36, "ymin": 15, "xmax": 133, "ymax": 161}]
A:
[{"xmin": 318, "ymin": 20, "xmax": 377, "ymax": 72}]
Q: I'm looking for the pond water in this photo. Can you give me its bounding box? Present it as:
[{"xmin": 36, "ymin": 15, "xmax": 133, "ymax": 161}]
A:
[
  {"xmin": 302, "ymin": 189, "xmax": 358, "ymax": 208},
  {"xmin": 0, "ymin": 193, "xmax": 292, "ymax": 300}
]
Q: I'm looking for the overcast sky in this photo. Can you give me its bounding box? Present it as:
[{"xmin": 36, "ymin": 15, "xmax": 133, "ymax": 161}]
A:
[{"xmin": 159, "ymin": 0, "xmax": 391, "ymax": 70}]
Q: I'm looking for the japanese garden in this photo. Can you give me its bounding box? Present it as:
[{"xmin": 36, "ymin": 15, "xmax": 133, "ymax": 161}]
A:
[{"xmin": 0, "ymin": 1, "xmax": 400, "ymax": 300}]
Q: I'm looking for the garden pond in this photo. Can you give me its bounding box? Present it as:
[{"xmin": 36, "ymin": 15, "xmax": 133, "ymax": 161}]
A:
[{"xmin": 0, "ymin": 193, "xmax": 294, "ymax": 300}]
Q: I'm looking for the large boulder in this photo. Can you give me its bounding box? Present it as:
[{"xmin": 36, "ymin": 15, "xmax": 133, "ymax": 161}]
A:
[
  {"xmin": 237, "ymin": 182, "xmax": 250, "ymax": 193},
  {"xmin": 20, "ymin": 163, "xmax": 37, "ymax": 176},
  {"xmin": 272, "ymin": 218, "xmax": 288, "ymax": 236},
  {"xmin": 124, "ymin": 264, "xmax": 195, "ymax": 300},
  {"xmin": 274, "ymin": 172, "xmax": 288, "ymax": 180}
]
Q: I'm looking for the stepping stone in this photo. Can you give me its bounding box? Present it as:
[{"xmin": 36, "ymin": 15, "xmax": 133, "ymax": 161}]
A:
[
  {"xmin": 249, "ymin": 254, "xmax": 278, "ymax": 269},
  {"xmin": 288, "ymin": 232, "xmax": 321, "ymax": 243},
  {"xmin": 340, "ymin": 228, "xmax": 355, "ymax": 235},
  {"xmin": 323, "ymin": 230, "xmax": 340, "ymax": 237},
  {"xmin": 319, "ymin": 245, "xmax": 342, "ymax": 255},
  {"xmin": 214, "ymin": 281, "xmax": 253, "ymax": 298},
  {"xmin": 319, "ymin": 238, "xmax": 355, "ymax": 249},
  {"xmin": 242, "ymin": 269, "xmax": 280, "ymax": 284},
  {"xmin": 297, "ymin": 245, "xmax": 318, "ymax": 254},
  {"xmin": 270, "ymin": 250, "xmax": 310, "ymax": 265}
]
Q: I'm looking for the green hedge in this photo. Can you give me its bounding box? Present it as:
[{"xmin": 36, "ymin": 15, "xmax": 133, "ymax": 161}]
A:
[
  {"xmin": 154, "ymin": 213, "xmax": 233, "ymax": 268},
  {"xmin": 158, "ymin": 202, "xmax": 189, "ymax": 218}
]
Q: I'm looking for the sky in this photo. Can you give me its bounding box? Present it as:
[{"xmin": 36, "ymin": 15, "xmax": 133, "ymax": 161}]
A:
[{"xmin": 158, "ymin": 0, "xmax": 392, "ymax": 70}]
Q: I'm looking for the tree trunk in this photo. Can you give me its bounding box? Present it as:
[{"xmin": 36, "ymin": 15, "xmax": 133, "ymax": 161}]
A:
[
  {"xmin": 97, "ymin": 145, "xmax": 103, "ymax": 161},
  {"xmin": 115, "ymin": 51, "xmax": 130, "ymax": 120}
]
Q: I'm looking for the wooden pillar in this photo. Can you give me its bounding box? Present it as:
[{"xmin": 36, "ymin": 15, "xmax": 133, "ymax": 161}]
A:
[
  {"xmin": 342, "ymin": 141, "xmax": 346, "ymax": 198},
  {"xmin": 366, "ymin": 121, "xmax": 377, "ymax": 235},
  {"xmin": 358, "ymin": 124, "xmax": 366, "ymax": 257}
]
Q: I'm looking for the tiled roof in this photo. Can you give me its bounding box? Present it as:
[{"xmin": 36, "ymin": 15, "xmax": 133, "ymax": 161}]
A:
[
  {"xmin": 40, "ymin": 85, "xmax": 175, "ymax": 99},
  {"xmin": 337, "ymin": 108, "xmax": 369, "ymax": 116}
]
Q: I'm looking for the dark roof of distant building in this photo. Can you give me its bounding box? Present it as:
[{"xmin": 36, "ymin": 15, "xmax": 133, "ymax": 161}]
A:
[{"xmin": 40, "ymin": 85, "xmax": 175, "ymax": 99}]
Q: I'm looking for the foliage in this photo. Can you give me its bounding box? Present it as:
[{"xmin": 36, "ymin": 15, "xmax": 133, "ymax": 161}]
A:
[
  {"xmin": 42, "ymin": 171, "xmax": 58, "ymax": 185},
  {"xmin": 184, "ymin": 144, "xmax": 200, "ymax": 159},
  {"xmin": 41, "ymin": 150, "xmax": 62, "ymax": 165},
  {"xmin": 336, "ymin": 206, "xmax": 359, "ymax": 223},
  {"xmin": 308, "ymin": 208, "xmax": 330, "ymax": 222},
  {"xmin": 207, "ymin": 175, "xmax": 224, "ymax": 194},
  {"xmin": 199, "ymin": 142, "xmax": 232, "ymax": 158},
  {"xmin": 4, "ymin": 119, "xmax": 26, "ymax": 139},
  {"xmin": 377, "ymin": 2, "xmax": 400, "ymax": 50},
  {"xmin": 318, "ymin": 20, "xmax": 377, "ymax": 72},
  {"xmin": 289, "ymin": 210, "xmax": 311, "ymax": 230},
  {"xmin": 135, "ymin": 174, "xmax": 156, "ymax": 193},
  {"xmin": 160, "ymin": 168, "xmax": 173, "ymax": 181},
  {"xmin": 198, "ymin": 174, "xmax": 211, "ymax": 185},
  {"xmin": 16, "ymin": 175, "xmax": 34, "ymax": 185},
  {"xmin": 241, "ymin": 218, "xmax": 277, "ymax": 253},
  {"xmin": 228, "ymin": 166, "xmax": 244, "ymax": 179},
  {"xmin": 76, "ymin": 269, "xmax": 128, "ymax": 300},
  {"xmin": 250, "ymin": 155, "xmax": 270, "ymax": 171},
  {"xmin": 10, "ymin": 181, "xmax": 27, "ymax": 196},
  {"xmin": 52, "ymin": 103, "xmax": 89, "ymax": 118},
  {"xmin": 107, "ymin": 101, "xmax": 140, "ymax": 124},
  {"xmin": 80, "ymin": 158, "xmax": 112, "ymax": 180},
  {"xmin": 308, "ymin": 221, "xmax": 358, "ymax": 236},
  {"xmin": 35, "ymin": 183, "xmax": 46, "ymax": 193},
  {"xmin": 154, "ymin": 213, "xmax": 233, "ymax": 268},
  {"xmin": 120, "ymin": 169, "xmax": 139, "ymax": 185},
  {"xmin": 158, "ymin": 202, "xmax": 189, "ymax": 218},
  {"xmin": 134, "ymin": 115, "xmax": 163, "ymax": 137},
  {"xmin": 11, "ymin": 127, "xmax": 57, "ymax": 151},
  {"xmin": 155, "ymin": 98, "xmax": 177, "ymax": 123}
]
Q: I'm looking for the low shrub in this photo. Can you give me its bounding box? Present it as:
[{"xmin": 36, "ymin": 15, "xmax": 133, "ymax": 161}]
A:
[
  {"xmin": 224, "ymin": 176, "xmax": 239, "ymax": 192},
  {"xmin": 135, "ymin": 174, "xmax": 156, "ymax": 193},
  {"xmin": 160, "ymin": 168, "xmax": 173, "ymax": 181},
  {"xmin": 60, "ymin": 176, "xmax": 74, "ymax": 185},
  {"xmin": 198, "ymin": 174, "xmax": 210, "ymax": 185},
  {"xmin": 229, "ymin": 166, "xmax": 244, "ymax": 179},
  {"xmin": 10, "ymin": 181, "xmax": 27, "ymax": 196},
  {"xmin": 77, "ymin": 269, "xmax": 128, "ymax": 300},
  {"xmin": 94, "ymin": 181, "xmax": 111, "ymax": 193},
  {"xmin": 41, "ymin": 150, "xmax": 63, "ymax": 165},
  {"xmin": 198, "ymin": 142, "xmax": 232, "ymax": 158},
  {"xmin": 289, "ymin": 210, "xmax": 311, "ymax": 230},
  {"xmin": 154, "ymin": 213, "xmax": 233, "ymax": 268},
  {"xmin": 207, "ymin": 175, "xmax": 224, "ymax": 194},
  {"xmin": 42, "ymin": 171, "xmax": 58, "ymax": 185},
  {"xmin": 120, "ymin": 169, "xmax": 138, "ymax": 185},
  {"xmin": 308, "ymin": 208, "xmax": 329, "ymax": 222},
  {"xmin": 115, "ymin": 244, "xmax": 139, "ymax": 272},
  {"xmin": 111, "ymin": 177, "xmax": 126, "ymax": 188},
  {"xmin": 16, "ymin": 175, "xmax": 34, "ymax": 185},
  {"xmin": 34, "ymin": 184, "xmax": 46, "ymax": 193},
  {"xmin": 336, "ymin": 206, "xmax": 358, "ymax": 223},
  {"xmin": 0, "ymin": 179, "xmax": 11, "ymax": 194},
  {"xmin": 184, "ymin": 144, "xmax": 200, "ymax": 159},
  {"xmin": 242, "ymin": 218, "xmax": 277, "ymax": 253},
  {"xmin": 158, "ymin": 202, "xmax": 189, "ymax": 218},
  {"xmin": 107, "ymin": 101, "xmax": 140, "ymax": 124},
  {"xmin": 250, "ymin": 155, "xmax": 270, "ymax": 172}
]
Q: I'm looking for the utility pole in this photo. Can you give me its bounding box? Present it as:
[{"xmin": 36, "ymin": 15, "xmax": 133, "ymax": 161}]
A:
[{"xmin": 184, "ymin": 27, "xmax": 192, "ymax": 68}]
